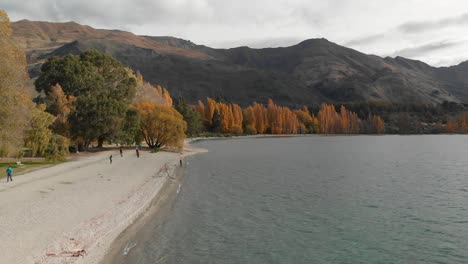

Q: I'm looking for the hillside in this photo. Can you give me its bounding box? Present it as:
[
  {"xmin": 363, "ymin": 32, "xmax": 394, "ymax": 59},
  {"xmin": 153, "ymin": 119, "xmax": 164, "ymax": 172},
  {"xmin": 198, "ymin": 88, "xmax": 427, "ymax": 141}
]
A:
[{"xmin": 10, "ymin": 20, "xmax": 468, "ymax": 106}]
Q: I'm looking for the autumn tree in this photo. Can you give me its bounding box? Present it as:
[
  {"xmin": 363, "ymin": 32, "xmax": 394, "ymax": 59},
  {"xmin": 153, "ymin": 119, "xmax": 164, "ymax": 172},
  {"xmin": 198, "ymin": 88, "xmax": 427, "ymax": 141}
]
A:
[
  {"xmin": 243, "ymin": 107, "xmax": 257, "ymax": 135},
  {"xmin": 446, "ymin": 112, "xmax": 468, "ymax": 133},
  {"xmin": 318, "ymin": 104, "xmax": 367, "ymax": 134},
  {"xmin": 0, "ymin": 9, "xmax": 33, "ymax": 156},
  {"xmin": 362, "ymin": 114, "xmax": 386, "ymax": 134},
  {"xmin": 318, "ymin": 104, "xmax": 339, "ymax": 134},
  {"xmin": 231, "ymin": 104, "xmax": 244, "ymax": 135},
  {"xmin": 134, "ymin": 102, "xmax": 187, "ymax": 150},
  {"xmin": 252, "ymin": 102, "xmax": 267, "ymax": 134},
  {"xmin": 295, "ymin": 107, "xmax": 319, "ymax": 134},
  {"xmin": 133, "ymin": 73, "xmax": 173, "ymax": 106},
  {"xmin": 24, "ymin": 104, "xmax": 55, "ymax": 157},
  {"xmin": 44, "ymin": 84, "xmax": 75, "ymax": 137}
]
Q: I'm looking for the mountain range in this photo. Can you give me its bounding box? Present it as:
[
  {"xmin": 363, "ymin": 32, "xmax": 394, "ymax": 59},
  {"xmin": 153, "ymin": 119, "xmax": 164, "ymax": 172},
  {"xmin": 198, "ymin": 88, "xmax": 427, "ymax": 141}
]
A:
[{"xmin": 10, "ymin": 20, "xmax": 468, "ymax": 106}]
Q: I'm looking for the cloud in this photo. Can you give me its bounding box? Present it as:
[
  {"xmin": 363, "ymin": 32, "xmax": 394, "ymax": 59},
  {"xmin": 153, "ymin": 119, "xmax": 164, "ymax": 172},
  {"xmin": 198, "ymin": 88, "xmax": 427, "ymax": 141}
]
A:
[
  {"xmin": 3, "ymin": 0, "xmax": 468, "ymax": 66},
  {"xmin": 398, "ymin": 13, "xmax": 468, "ymax": 34},
  {"xmin": 344, "ymin": 33, "xmax": 387, "ymax": 47},
  {"xmin": 391, "ymin": 40, "xmax": 462, "ymax": 58}
]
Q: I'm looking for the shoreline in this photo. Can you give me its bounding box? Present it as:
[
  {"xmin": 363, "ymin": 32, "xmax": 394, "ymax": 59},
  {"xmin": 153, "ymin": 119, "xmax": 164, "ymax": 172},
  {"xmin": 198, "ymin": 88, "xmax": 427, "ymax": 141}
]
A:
[
  {"xmin": 0, "ymin": 141, "xmax": 207, "ymax": 264},
  {"xmin": 100, "ymin": 158, "xmax": 188, "ymax": 264},
  {"xmin": 72, "ymin": 141, "xmax": 207, "ymax": 264},
  {"xmin": 88, "ymin": 141, "xmax": 207, "ymax": 264}
]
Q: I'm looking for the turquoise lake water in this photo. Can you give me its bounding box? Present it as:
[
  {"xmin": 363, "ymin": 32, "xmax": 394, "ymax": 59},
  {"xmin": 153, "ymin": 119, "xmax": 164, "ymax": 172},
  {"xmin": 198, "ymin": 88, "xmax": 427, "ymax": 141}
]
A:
[{"xmin": 109, "ymin": 136, "xmax": 468, "ymax": 264}]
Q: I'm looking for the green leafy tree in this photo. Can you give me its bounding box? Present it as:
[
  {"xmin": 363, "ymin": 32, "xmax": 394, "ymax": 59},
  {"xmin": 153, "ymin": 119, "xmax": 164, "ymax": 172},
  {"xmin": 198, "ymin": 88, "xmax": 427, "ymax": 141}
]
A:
[
  {"xmin": 116, "ymin": 108, "xmax": 141, "ymax": 146},
  {"xmin": 35, "ymin": 50, "xmax": 137, "ymax": 149},
  {"xmin": 211, "ymin": 109, "xmax": 222, "ymax": 133},
  {"xmin": 175, "ymin": 97, "xmax": 201, "ymax": 137}
]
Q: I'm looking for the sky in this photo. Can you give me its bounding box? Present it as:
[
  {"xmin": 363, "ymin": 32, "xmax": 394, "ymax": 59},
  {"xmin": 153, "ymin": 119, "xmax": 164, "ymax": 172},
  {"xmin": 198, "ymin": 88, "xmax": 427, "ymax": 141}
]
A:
[{"xmin": 3, "ymin": 0, "xmax": 468, "ymax": 66}]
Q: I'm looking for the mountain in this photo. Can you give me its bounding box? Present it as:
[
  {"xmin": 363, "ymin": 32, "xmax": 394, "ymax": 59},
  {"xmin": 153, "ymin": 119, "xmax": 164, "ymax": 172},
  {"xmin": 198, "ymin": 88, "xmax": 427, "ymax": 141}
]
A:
[{"xmin": 10, "ymin": 20, "xmax": 468, "ymax": 106}]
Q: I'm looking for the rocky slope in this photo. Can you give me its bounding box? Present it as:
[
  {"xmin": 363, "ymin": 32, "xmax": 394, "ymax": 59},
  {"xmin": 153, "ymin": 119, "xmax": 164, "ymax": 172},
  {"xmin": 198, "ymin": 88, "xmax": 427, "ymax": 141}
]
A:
[{"xmin": 11, "ymin": 20, "xmax": 468, "ymax": 106}]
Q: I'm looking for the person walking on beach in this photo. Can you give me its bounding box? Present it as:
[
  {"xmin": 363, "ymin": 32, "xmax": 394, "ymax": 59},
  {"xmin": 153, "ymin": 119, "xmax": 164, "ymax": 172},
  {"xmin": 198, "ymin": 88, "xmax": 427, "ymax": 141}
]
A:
[
  {"xmin": 119, "ymin": 147, "xmax": 123, "ymax": 157},
  {"xmin": 136, "ymin": 148, "xmax": 140, "ymax": 158},
  {"xmin": 109, "ymin": 155, "xmax": 113, "ymax": 164},
  {"xmin": 6, "ymin": 166, "xmax": 13, "ymax": 182}
]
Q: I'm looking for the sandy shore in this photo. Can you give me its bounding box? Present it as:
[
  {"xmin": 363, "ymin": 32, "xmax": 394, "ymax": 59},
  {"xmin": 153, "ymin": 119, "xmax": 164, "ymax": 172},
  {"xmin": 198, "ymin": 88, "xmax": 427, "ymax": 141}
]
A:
[{"xmin": 0, "ymin": 142, "xmax": 206, "ymax": 264}]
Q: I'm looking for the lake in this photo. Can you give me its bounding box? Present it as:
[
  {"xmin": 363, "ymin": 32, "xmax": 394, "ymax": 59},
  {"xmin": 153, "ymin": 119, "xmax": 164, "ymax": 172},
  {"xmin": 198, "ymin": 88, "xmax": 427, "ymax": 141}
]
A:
[{"xmin": 106, "ymin": 136, "xmax": 468, "ymax": 264}]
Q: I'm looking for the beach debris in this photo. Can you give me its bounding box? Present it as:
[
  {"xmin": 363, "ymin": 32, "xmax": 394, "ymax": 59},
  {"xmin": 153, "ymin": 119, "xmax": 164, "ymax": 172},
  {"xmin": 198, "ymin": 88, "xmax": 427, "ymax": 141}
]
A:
[
  {"xmin": 45, "ymin": 249, "xmax": 87, "ymax": 258},
  {"xmin": 62, "ymin": 249, "xmax": 87, "ymax": 257},
  {"xmin": 163, "ymin": 164, "xmax": 175, "ymax": 179},
  {"xmin": 123, "ymin": 241, "xmax": 137, "ymax": 256}
]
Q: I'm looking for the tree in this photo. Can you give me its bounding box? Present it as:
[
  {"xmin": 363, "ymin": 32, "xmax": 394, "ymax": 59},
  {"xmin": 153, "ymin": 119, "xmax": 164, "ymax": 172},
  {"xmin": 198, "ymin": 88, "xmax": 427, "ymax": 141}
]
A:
[
  {"xmin": 24, "ymin": 104, "xmax": 55, "ymax": 157},
  {"xmin": 36, "ymin": 50, "xmax": 137, "ymax": 149},
  {"xmin": 116, "ymin": 109, "xmax": 141, "ymax": 146},
  {"xmin": 133, "ymin": 73, "xmax": 173, "ymax": 106},
  {"xmin": 44, "ymin": 84, "xmax": 75, "ymax": 137},
  {"xmin": 0, "ymin": 9, "xmax": 33, "ymax": 156},
  {"xmin": 374, "ymin": 116, "xmax": 385, "ymax": 134},
  {"xmin": 243, "ymin": 107, "xmax": 257, "ymax": 135},
  {"xmin": 134, "ymin": 102, "xmax": 187, "ymax": 150},
  {"xmin": 295, "ymin": 107, "xmax": 317, "ymax": 133},
  {"xmin": 211, "ymin": 109, "xmax": 223, "ymax": 133},
  {"xmin": 175, "ymin": 97, "xmax": 201, "ymax": 137},
  {"xmin": 45, "ymin": 134, "xmax": 70, "ymax": 162}
]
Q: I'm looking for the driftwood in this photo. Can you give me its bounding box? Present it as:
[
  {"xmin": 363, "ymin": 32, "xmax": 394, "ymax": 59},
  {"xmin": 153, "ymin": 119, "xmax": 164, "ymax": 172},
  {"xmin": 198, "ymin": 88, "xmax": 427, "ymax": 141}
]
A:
[{"xmin": 45, "ymin": 249, "xmax": 87, "ymax": 257}]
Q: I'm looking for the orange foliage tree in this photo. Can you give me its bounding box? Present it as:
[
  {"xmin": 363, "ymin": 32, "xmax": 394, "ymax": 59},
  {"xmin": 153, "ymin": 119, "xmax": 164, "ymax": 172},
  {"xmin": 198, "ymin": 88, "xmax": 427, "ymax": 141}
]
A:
[
  {"xmin": 134, "ymin": 73, "xmax": 173, "ymax": 106},
  {"xmin": 294, "ymin": 107, "xmax": 319, "ymax": 133},
  {"xmin": 318, "ymin": 103, "xmax": 383, "ymax": 134},
  {"xmin": 196, "ymin": 98, "xmax": 244, "ymax": 134},
  {"xmin": 133, "ymin": 102, "xmax": 187, "ymax": 150},
  {"xmin": 196, "ymin": 99, "xmax": 385, "ymax": 135},
  {"xmin": 446, "ymin": 112, "xmax": 468, "ymax": 133}
]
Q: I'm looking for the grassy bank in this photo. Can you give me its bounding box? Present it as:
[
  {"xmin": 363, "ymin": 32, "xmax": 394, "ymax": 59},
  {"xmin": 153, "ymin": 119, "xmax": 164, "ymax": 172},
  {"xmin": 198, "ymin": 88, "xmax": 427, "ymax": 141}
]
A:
[{"xmin": 0, "ymin": 160, "xmax": 60, "ymax": 179}]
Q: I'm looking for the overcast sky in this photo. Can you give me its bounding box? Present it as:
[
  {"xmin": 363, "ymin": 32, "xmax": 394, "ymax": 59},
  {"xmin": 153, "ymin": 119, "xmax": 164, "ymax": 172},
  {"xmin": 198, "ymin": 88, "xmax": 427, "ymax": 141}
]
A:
[{"xmin": 3, "ymin": 0, "xmax": 468, "ymax": 66}]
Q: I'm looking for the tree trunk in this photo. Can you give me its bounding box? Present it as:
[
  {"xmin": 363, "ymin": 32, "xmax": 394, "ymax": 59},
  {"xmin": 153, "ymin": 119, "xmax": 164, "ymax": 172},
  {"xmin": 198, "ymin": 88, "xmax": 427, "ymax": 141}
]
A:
[{"xmin": 97, "ymin": 136, "xmax": 105, "ymax": 148}]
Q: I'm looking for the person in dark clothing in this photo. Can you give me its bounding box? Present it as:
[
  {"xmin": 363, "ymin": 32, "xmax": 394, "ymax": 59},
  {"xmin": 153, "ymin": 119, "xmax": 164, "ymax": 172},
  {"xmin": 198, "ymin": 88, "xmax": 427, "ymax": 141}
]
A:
[
  {"xmin": 109, "ymin": 155, "xmax": 113, "ymax": 164},
  {"xmin": 119, "ymin": 147, "xmax": 123, "ymax": 157},
  {"xmin": 136, "ymin": 149, "xmax": 140, "ymax": 158},
  {"xmin": 6, "ymin": 166, "xmax": 13, "ymax": 182}
]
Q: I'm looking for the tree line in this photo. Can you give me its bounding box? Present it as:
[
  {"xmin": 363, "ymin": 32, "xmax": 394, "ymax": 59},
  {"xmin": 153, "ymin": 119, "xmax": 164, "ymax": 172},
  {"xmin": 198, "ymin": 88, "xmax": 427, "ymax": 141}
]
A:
[{"xmin": 187, "ymin": 98, "xmax": 386, "ymax": 136}]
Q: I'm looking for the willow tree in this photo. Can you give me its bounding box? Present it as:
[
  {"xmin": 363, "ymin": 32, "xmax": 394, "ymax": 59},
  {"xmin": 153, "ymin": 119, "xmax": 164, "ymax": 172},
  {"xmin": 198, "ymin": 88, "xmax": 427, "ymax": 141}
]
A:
[
  {"xmin": 0, "ymin": 9, "xmax": 33, "ymax": 156},
  {"xmin": 24, "ymin": 104, "xmax": 55, "ymax": 157},
  {"xmin": 134, "ymin": 102, "xmax": 187, "ymax": 150}
]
